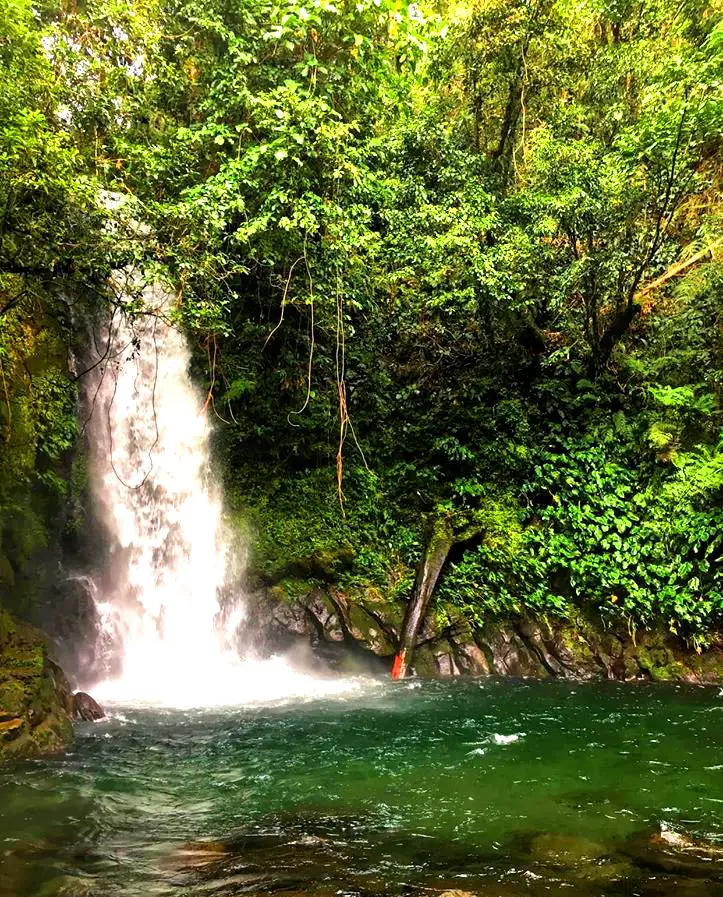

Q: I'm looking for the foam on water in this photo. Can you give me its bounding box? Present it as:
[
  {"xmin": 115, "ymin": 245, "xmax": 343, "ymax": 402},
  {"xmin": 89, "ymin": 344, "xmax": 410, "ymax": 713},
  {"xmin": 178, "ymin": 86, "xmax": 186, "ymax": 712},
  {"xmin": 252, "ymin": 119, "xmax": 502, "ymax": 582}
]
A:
[
  {"xmin": 83, "ymin": 277, "xmax": 365, "ymax": 707},
  {"xmin": 491, "ymin": 733, "xmax": 524, "ymax": 745},
  {"xmin": 92, "ymin": 655, "xmax": 377, "ymax": 708}
]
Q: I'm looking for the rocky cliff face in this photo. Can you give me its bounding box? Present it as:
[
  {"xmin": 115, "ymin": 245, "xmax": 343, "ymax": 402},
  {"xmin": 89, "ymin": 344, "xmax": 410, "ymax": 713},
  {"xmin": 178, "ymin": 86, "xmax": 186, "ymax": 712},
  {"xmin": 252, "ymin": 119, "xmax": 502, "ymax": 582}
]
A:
[
  {"xmin": 244, "ymin": 585, "xmax": 723, "ymax": 684},
  {"xmin": 0, "ymin": 609, "xmax": 75, "ymax": 759}
]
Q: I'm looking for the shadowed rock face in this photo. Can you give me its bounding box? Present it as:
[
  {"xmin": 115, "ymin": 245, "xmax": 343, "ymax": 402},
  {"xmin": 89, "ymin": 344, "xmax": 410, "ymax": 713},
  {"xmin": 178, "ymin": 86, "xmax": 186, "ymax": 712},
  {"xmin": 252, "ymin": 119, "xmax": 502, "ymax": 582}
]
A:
[
  {"xmin": 0, "ymin": 608, "xmax": 74, "ymax": 760},
  {"xmin": 242, "ymin": 586, "xmax": 723, "ymax": 683}
]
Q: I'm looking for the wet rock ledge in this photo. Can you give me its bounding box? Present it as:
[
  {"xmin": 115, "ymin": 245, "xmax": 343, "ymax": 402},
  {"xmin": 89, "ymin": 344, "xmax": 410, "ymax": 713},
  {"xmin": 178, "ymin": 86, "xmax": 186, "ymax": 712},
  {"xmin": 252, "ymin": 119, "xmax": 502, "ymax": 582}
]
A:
[
  {"xmin": 244, "ymin": 584, "xmax": 723, "ymax": 683},
  {"xmin": 0, "ymin": 608, "xmax": 102, "ymax": 760}
]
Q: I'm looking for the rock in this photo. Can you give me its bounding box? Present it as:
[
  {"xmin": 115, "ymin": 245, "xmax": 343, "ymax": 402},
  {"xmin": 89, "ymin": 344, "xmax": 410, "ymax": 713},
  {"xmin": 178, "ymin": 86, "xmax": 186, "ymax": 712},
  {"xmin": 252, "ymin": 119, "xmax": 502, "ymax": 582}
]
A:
[
  {"xmin": 443, "ymin": 611, "xmax": 721, "ymax": 682},
  {"xmin": 474, "ymin": 623, "xmax": 548, "ymax": 678},
  {"xmin": 522, "ymin": 832, "xmax": 637, "ymax": 885},
  {"xmin": 623, "ymin": 826, "xmax": 723, "ymax": 879},
  {"xmin": 527, "ymin": 832, "xmax": 609, "ymax": 868},
  {"xmin": 72, "ymin": 691, "xmax": 104, "ymax": 721},
  {"xmin": 453, "ymin": 639, "xmax": 490, "ymax": 675},
  {"xmin": 0, "ymin": 717, "xmax": 24, "ymax": 739},
  {"xmin": 435, "ymin": 650, "xmax": 461, "ymax": 677},
  {"xmin": 35, "ymin": 874, "xmax": 98, "ymax": 896},
  {"xmin": 272, "ymin": 601, "xmax": 313, "ymax": 637},
  {"xmin": 169, "ymin": 839, "xmax": 231, "ymax": 871},
  {"xmin": 237, "ymin": 578, "xmax": 723, "ymax": 683},
  {"xmin": 48, "ymin": 656, "xmax": 76, "ymax": 715},
  {"xmin": 303, "ymin": 592, "xmax": 345, "ymax": 643},
  {"xmin": 240, "ymin": 587, "xmax": 393, "ymax": 675},
  {"xmin": 0, "ymin": 607, "xmax": 74, "ymax": 759},
  {"xmin": 33, "ymin": 575, "xmax": 104, "ymax": 683},
  {"xmin": 337, "ymin": 592, "xmax": 396, "ymax": 655}
]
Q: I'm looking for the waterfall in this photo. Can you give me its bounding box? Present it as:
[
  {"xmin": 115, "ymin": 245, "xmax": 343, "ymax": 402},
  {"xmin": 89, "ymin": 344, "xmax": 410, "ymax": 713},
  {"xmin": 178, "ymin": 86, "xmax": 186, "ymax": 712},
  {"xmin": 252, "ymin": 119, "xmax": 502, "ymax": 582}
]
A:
[{"xmin": 82, "ymin": 278, "xmax": 361, "ymax": 706}]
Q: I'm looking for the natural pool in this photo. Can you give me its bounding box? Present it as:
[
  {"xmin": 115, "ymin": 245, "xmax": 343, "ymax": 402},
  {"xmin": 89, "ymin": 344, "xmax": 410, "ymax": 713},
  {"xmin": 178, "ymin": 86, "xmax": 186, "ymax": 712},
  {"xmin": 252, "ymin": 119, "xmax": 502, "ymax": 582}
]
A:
[{"xmin": 1, "ymin": 677, "xmax": 722, "ymax": 896}]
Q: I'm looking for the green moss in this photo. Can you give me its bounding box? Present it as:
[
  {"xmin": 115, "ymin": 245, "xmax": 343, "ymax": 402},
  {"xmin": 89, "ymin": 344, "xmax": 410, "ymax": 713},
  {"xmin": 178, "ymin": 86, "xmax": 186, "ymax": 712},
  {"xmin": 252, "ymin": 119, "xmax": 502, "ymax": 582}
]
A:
[
  {"xmin": 4, "ymin": 645, "xmax": 44, "ymax": 674},
  {"xmin": 0, "ymin": 610, "xmax": 73, "ymax": 760},
  {"xmin": 635, "ymin": 642, "xmax": 690, "ymax": 682},
  {"xmin": 410, "ymin": 644, "xmax": 440, "ymax": 677},
  {"xmin": 0, "ymin": 680, "xmax": 28, "ymax": 715},
  {"xmin": 347, "ymin": 603, "xmax": 394, "ymax": 655},
  {"xmin": 0, "ymin": 608, "xmax": 15, "ymax": 649},
  {"xmin": 269, "ymin": 578, "xmax": 316, "ymax": 603},
  {"xmin": 0, "ymin": 554, "xmax": 14, "ymax": 588}
]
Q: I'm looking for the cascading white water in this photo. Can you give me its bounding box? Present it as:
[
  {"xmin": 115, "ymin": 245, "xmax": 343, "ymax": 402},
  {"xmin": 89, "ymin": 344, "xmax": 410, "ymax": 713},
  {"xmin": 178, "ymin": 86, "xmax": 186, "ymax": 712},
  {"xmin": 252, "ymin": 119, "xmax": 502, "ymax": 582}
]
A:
[{"xmin": 84, "ymin": 278, "xmax": 368, "ymax": 707}]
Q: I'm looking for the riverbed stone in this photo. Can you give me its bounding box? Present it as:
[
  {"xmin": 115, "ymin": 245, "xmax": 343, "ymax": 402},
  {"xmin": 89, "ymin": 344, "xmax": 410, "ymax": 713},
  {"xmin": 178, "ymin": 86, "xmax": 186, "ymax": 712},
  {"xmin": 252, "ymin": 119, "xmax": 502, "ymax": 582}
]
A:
[
  {"xmin": 527, "ymin": 832, "xmax": 609, "ymax": 868},
  {"xmin": 623, "ymin": 827, "xmax": 723, "ymax": 879},
  {"xmin": 437, "ymin": 890, "xmax": 478, "ymax": 897},
  {"xmin": 36, "ymin": 875, "xmax": 98, "ymax": 897}
]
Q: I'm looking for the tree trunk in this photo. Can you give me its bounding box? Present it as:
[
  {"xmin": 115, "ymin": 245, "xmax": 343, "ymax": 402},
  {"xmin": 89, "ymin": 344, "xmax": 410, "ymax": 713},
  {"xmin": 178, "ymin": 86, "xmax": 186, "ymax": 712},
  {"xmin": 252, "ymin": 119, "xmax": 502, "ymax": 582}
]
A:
[
  {"xmin": 591, "ymin": 301, "xmax": 640, "ymax": 376},
  {"xmin": 391, "ymin": 516, "xmax": 455, "ymax": 679}
]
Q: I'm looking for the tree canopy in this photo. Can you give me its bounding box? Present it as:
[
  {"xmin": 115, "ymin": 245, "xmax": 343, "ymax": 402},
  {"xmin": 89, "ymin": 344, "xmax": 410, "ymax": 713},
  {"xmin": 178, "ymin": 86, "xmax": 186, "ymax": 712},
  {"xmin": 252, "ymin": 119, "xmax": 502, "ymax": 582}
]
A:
[{"xmin": 1, "ymin": 0, "xmax": 722, "ymax": 641}]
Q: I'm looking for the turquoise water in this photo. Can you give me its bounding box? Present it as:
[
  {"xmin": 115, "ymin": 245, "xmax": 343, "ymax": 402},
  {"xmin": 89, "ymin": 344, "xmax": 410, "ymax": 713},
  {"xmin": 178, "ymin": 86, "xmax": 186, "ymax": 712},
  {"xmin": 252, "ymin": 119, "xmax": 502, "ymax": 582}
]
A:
[{"xmin": 1, "ymin": 677, "xmax": 722, "ymax": 896}]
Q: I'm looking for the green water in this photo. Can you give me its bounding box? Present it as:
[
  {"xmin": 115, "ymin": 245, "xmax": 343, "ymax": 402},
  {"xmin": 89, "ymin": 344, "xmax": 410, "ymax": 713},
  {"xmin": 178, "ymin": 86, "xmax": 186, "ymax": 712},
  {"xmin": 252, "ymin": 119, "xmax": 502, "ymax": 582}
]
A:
[{"xmin": 1, "ymin": 677, "xmax": 722, "ymax": 896}]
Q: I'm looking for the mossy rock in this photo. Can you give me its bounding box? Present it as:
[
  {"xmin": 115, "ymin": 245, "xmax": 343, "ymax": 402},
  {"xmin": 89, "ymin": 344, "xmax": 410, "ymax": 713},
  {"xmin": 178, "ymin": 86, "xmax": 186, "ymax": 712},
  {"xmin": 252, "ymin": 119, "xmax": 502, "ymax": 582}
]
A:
[
  {"xmin": 0, "ymin": 607, "xmax": 16, "ymax": 650},
  {"xmin": 626, "ymin": 631, "xmax": 723, "ymax": 683},
  {"xmin": 346, "ymin": 603, "xmax": 394, "ymax": 655},
  {"xmin": 411, "ymin": 643, "xmax": 443, "ymax": 677},
  {"xmin": 363, "ymin": 594, "xmax": 405, "ymax": 631},
  {"xmin": 0, "ymin": 678, "xmax": 29, "ymax": 716},
  {"xmin": 0, "ymin": 717, "xmax": 24, "ymax": 738},
  {"xmin": 552, "ymin": 621, "xmax": 601, "ymax": 670},
  {"xmin": 269, "ymin": 577, "xmax": 317, "ymax": 603},
  {"xmin": 263, "ymin": 546, "xmax": 357, "ymax": 585},
  {"xmin": 686, "ymin": 643, "xmax": 723, "ymax": 682},
  {"xmin": 0, "ymin": 608, "xmax": 74, "ymax": 760},
  {"xmin": 636, "ymin": 644, "xmax": 687, "ymax": 682}
]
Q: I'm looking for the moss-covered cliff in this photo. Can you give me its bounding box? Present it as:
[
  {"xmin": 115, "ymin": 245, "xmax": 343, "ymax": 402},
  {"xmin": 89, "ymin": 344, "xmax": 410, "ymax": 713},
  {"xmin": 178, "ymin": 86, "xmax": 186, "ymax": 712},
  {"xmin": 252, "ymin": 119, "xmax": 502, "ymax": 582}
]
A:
[
  {"xmin": 0, "ymin": 609, "xmax": 74, "ymax": 760},
  {"xmin": 210, "ymin": 461, "xmax": 720, "ymax": 685},
  {"xmin": 244, "ymin": 580, "xmax": 723, "ymax": 684}
]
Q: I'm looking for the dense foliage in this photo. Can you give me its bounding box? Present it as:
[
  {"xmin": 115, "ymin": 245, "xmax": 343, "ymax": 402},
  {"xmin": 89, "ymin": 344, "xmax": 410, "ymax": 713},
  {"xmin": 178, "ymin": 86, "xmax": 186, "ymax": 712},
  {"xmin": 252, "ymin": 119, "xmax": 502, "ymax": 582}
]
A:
[{"xmin": 1, "ymin": 0, "xmax": 722, "ymax": 641}]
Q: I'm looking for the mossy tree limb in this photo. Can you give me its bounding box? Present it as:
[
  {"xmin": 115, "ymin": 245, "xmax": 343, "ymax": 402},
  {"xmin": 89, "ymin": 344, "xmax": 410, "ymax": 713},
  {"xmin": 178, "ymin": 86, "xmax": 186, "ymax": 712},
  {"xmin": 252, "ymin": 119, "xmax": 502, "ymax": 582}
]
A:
[{"xmin": 392, "ymin": 512, "xmax": 484, "ymax": 679}]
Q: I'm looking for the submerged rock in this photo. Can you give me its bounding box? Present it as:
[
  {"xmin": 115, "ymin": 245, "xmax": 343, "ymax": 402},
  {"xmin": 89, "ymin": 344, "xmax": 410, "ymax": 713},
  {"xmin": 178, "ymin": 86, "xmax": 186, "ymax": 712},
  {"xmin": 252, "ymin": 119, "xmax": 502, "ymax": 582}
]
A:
[
  {"xmin": 624, "ymin": 825, "xmax": 723, "ymax": 880},
  {"xmin": 0, "ymin": 607, "xmax": 74, "ymax": 759},
  {"xmin": 527, "ymin": 832, "xmax": 609, "ymax": 867},
  {"xmin": 72, "ymin": 691, "xmax": 104, "ymax": 721},
  {"xmin": 437, "ymin": 890, "xmax": 478, "ymax": 897},
  {"xmin": 513, "ymin": 831, "xmax": 637, "ymax": 886},
  {"xmin": 170, "ymin": 839, "xmax": 231, "ymax": 870}
]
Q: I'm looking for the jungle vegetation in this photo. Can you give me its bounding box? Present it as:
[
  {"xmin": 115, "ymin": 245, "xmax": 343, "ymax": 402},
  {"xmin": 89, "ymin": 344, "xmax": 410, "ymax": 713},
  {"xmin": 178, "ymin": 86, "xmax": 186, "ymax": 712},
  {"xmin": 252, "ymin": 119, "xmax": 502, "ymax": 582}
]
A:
[{"xmin": 0, "ymin": 0, "xmax": 722, "ymax": 643}]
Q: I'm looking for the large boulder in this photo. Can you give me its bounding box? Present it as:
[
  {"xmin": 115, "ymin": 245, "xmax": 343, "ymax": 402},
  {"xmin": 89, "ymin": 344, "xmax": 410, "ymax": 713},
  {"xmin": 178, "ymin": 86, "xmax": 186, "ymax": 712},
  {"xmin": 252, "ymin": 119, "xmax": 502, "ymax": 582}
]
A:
[
  {"xmin": 0, "ymin": 608, "xmax": 74, "ymax": 759},
  {"xmin": 240, "ymin": 586, "xmax": 392, "ymax": 675},
  {"xmin": 72, "ymin": 691, "xmax": 104, "ymax": 721}
]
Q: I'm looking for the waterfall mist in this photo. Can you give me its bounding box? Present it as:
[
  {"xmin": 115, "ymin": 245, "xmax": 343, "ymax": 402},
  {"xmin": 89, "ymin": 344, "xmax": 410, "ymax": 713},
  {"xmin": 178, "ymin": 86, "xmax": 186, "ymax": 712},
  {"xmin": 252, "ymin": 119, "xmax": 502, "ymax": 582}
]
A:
[{"xmin": 81, "ymin": 280, "xmax": 365, "ymax": 706}]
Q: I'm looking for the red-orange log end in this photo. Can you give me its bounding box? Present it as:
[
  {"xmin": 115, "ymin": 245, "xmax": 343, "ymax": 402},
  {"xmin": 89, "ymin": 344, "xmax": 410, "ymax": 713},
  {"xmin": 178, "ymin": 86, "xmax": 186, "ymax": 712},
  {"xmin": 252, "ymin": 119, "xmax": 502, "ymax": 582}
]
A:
[{"xmin": 391, "ymin": 651, "xmax": 406, "ymax": 680}]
